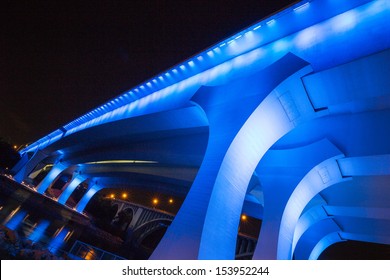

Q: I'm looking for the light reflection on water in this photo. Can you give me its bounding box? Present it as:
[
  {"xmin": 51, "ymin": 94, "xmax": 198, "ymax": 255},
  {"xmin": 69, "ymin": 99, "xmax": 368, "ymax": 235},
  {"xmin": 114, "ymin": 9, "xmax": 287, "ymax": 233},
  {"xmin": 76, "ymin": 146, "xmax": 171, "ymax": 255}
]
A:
[
  {"xmin": 0, "ymin": 193, "xmax": 73, "ymax": 256},
  {"xmin": 49, "ymin": 226, "xmax": 72, "ymax": 254}
]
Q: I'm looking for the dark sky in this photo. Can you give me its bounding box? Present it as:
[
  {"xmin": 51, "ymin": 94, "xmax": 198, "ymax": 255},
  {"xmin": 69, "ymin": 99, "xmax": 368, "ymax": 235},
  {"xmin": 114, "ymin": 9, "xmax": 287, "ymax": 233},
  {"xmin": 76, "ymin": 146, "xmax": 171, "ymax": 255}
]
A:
[{"xmin": 1, "ymin": 0, "xmax": 296, "ymax": 146}]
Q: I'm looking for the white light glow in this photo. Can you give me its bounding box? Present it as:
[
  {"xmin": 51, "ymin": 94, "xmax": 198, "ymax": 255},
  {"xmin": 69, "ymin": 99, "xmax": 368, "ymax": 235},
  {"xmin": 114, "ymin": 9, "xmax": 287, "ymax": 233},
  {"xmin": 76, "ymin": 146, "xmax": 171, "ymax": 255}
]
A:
[
  {"xmin": 294, "ymin": 2, "xmax": 310, "ymax": 12},
  {"xmin": 84, "ymin": 160, "xmax": 158, "ymax": 165}
]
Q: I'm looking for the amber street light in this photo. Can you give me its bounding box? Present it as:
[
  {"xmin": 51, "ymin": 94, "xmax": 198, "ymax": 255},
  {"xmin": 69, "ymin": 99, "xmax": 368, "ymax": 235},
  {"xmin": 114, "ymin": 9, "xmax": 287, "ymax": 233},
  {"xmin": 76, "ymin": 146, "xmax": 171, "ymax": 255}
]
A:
[
  {"xmin": 241, "ymin": 214, "xmax": 247, "ymax": 221},
  {"xmin": 110, "ymin": 194, "xmax": 115, "ymax": 199},
  {"xmin": 122, "ymin": 193, "xmax": 128, "ymax": 199},
  {"xmin": 153, "ymin": 198, "xmax": 159, "ymax": 206},
  {"xmin": 169, "ymin": 198, "xmax": 174, "ymax": 204}
]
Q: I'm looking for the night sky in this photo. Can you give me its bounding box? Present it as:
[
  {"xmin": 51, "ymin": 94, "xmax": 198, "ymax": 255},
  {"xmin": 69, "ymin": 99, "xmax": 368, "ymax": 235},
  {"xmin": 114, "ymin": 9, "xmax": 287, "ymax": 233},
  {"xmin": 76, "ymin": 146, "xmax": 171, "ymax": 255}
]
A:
[{"xmin": 1, "ymin": 0, "xmax": 296, "ymax": 146}]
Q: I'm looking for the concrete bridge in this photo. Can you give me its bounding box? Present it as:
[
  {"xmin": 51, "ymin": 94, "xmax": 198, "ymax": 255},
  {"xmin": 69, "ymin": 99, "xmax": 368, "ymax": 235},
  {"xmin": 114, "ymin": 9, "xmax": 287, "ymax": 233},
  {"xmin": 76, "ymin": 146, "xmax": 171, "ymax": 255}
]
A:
[
  {"xmin": 111, "ymin": 199, "xmax": 173, "ymax": 247},
  {"xmin": 9, "ymin": 0, "xmax": 390, "ymax": 259},
  {"xmin": 109, "ymin": 199, "xmax": 256, "ymax": 259}
]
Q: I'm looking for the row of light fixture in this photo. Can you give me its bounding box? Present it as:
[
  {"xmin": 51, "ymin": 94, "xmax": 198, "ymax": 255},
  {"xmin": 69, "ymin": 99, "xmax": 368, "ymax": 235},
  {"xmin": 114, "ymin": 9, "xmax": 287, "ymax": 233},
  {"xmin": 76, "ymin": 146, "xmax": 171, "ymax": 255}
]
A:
[
  {"xmin": 109, "ymin": 193, "xmax": 174, "ymax": 206},
  {"xmin": 63, "ymin": 2, "xmax": 311, "ymax": 132},
  {"xmin": 22, "ymin": 2, "xmax": 311, "ymax": 154},
  {"xmin": 108, "ymin": 193, "xmax": 249, "ymax": 220}
]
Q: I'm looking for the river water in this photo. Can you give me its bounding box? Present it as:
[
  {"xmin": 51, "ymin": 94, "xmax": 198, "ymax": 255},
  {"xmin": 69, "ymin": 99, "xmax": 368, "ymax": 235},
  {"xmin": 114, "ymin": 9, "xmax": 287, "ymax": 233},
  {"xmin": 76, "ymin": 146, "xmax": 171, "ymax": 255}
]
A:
[{"xmin": 0, "ymin": 175, "xmax": 124, "ymax": 259}]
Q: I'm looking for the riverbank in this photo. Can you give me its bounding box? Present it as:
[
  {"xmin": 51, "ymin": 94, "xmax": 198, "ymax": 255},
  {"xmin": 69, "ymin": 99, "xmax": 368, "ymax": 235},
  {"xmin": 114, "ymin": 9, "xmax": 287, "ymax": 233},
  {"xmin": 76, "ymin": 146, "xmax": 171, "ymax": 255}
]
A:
[
  {"xmin": 0, "ymin": 224, "xmax": 69, "ymax": 259},
  {"xmin": 0, "ymin": 175, "xmax": 126, "ymax": 260}
]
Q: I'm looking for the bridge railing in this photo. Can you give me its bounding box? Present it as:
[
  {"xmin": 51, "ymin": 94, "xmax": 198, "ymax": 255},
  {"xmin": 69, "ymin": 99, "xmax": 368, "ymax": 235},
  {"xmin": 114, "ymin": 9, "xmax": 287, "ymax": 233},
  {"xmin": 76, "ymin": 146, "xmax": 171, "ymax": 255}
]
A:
[
  {"xmin": 68, "ymin": 240, "xmax": 126, "ymax": 260},
  {"xmin": 235, "ymin": 234, "xmax": 258, "ymax": 260}
]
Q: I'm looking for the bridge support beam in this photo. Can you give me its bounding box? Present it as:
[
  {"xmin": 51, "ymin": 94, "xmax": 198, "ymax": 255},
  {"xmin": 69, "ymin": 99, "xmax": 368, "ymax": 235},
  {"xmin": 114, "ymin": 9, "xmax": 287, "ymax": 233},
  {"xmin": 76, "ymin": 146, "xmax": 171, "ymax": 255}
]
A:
[
  {"xmin": 75, "ymin": 183, "xmax": 103, "ymax": 213},
  {"xmin": 253, "ymin": 139, "xmax": 342, "ymax": 259},
  {"xmin": 276, "ymin": 156, "xmax": 348, "ymax": 260},
  {"xmin": 129, "ymin": 208, "xmax": 144, "ymax": 229},
  {"xmin": 36, "ymin": 162, "xmax": 68, "ymax": 194},
  {"xmin": 308, "ymin": 232, "xmax": 344, "ymax": 260},
  {"xmin": 12, "ymin": 150, "xmax": 48, "ymax": 183},
  {"xmin": 57, "ymin": 174, "xmax": 87, "ymax": 205},
  {"xmin": 291, "ymin": 154, "xmax": 390, "ymax": 259},
  {"xmin": 152, "ymin": 54, "xmax": 316, "ymax": 260},
  {"xmin": 123, "ymin": 208, "xmax": 144, "ymax": 243},
  {"xmin": 198, "ymin": 65, "xmax": 322, "ymax": 259}
]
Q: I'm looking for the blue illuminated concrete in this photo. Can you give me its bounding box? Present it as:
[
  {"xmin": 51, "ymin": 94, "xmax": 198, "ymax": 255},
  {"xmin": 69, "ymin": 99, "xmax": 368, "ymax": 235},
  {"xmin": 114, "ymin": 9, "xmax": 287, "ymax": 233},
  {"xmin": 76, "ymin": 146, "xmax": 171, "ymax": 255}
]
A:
[
  {"xmin": 19, "ymin": 0, "xmax": 390, "ymax": 155},
  {"xmin": 291, "ymin": 154, "xmax": 390, "ymax": 259},
  {"xmin": 57, "ymin": 174, "xmax": 86, "ymax": 205},
  {"xmin": 36, "ymin": 162, "xmax": 68, "ymax": 194},
  {"xmin": 10, "ymin": 0, "xmax": 390, "ymax": 260},
  {"xmin": 13, "ymin": 150, "xmax": 48, "ymax": 183},
  {"xmin": 253, "ymin": 139, "xmax": 342, "ymax": 259},
  {"xmin": 294, "ymin": 218, "xmax": 340, "ymax": 260},
  {"xmin": 152, "ymin": 54, "xmax": 312, "ymax": 260},
  {"xmin": 277, "ymin": 156, "xmax": 347, "ymax": 259},
  {"xmin": 309, "ymin": 232, "xmax": 343, "ymax": 260},
  {"xmin": 198, "ymin": 65, "xmax": 317, "ymax": 259},
  {"xmin": 75, "ymin": 184, "xmax": 102, "ymax": 213}
]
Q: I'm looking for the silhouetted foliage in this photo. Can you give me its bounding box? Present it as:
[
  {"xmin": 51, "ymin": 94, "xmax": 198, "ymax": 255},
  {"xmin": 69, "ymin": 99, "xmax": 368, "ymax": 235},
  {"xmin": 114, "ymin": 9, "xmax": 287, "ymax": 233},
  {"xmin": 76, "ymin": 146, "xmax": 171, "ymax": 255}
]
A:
[
  {"xmin": 0, "ymin": 140, "xmax": 21, "ymax": 170},
  {"xmin": 84, "ymin": 193, "xmax": 123, "ymax": 237}
]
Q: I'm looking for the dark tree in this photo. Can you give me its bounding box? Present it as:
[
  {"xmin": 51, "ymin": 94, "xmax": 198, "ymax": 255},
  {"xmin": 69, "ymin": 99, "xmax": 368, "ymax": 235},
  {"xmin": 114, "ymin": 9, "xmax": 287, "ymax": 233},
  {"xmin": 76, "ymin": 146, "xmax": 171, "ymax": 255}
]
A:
[{"xmin": 0, "ymin": 140, "xmax": 21, "ymax": 171}]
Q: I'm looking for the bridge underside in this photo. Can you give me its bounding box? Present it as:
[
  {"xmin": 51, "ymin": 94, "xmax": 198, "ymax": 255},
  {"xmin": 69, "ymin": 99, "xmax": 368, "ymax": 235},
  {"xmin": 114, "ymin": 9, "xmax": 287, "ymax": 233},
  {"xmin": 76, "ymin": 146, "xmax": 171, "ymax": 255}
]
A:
[{"xmin": 9, "ymin": 0, "xmax": 390, "ymax": 259}]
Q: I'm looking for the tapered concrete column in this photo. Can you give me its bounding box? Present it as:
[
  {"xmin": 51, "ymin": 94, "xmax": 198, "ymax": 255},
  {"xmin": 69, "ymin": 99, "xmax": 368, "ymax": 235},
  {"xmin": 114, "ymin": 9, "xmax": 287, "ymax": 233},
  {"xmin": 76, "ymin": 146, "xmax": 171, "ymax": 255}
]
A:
[
  {"xmin": 292, "ymin": 154, "xmax": 390, "ymax": 259},
  {"xmin": 252, "ymin": 139, "xmax": 342, "ymax": 259},
  {"xmin": 276, "ymin": 156, "xmax": 348, "ymax": 260},
  {"xmin": 75, "ymin": 183, "xmax": 102, "ymax": 213},
  {"xmin": 112, "ymin": 203, "xmax": 125, "ymax": 222},
  {"xmin": 124, "ymin": 208, "xmax": 145, "ymax": 243},
  {"xmin": 36, "ymin": 162, "xmax": 68, "ymax": 194},
  {"xmin": 57, "ymin": 174, "xmax": 87, "ymax": 205},
  {"xmin": 11, "ymin": 153, "xmax": 29, "ymax": 182},
  {"xmin": 198, "ymin": 65, "xmax": 323, "ymax": 259},
  {"xmin": 12, "ymin": 150, "xmax": 48, "ymax": 183},
  {"xmin": 129, "ymin": 208, "xmax": 144, "ymax": 228},
  {"xmin": 309, "ymin": 230, "xmax": 390, "ymax": 260},
  {"xmin": 294, "ymin": 205, "xmax": 390, "ymax": 260},
  {"xmin": 151, "ymin": 54, "xmax": 313, "ymax": 260},
  {"xmin": 292, "ymin": 205, "xmax": 330, "ymax": 254},
  {"xmin": 294, "ymin": 218, "xmax": 341, "ymax": 260},
  {"xmin": 309, "ymin": 232, "xmax": 344, "ymax": 260}
]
